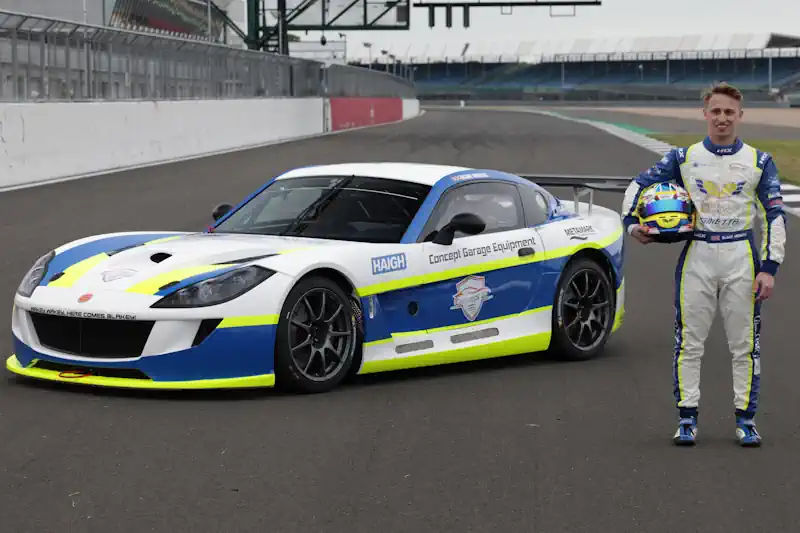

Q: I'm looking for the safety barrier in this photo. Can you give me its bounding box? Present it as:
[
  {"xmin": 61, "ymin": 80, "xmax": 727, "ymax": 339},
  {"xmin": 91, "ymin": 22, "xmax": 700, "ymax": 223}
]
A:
[
  {"xmin": 0, "ymin": 9, "xmax": 422, "ymax": 191},
  {"xmin": 0, "ymin": 96, "xmax": 422, "ymax": 191}
]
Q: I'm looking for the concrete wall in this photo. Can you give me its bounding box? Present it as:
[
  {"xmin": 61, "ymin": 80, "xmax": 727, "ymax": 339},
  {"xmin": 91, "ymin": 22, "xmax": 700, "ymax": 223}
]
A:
[
  {"xmin": 0, "ymin": 98, "xmax": 325, "ymax": 190},
  {"xmin": 328, "ymin": 98, "xmax": 403, "ymax": 132},
  {"xmin": 403, "ymin": 99, "xmax": 420, "ymax": 119},
  {"xmin": 0, "ymin": 96, "xmax": 421, "ymax": 190}
]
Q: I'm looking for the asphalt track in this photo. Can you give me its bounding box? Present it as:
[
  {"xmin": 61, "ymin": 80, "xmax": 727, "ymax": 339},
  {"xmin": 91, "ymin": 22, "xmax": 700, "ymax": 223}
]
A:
[{"xmin": 2, "ymin": 108, "xmax": 799, "ymax": 532}]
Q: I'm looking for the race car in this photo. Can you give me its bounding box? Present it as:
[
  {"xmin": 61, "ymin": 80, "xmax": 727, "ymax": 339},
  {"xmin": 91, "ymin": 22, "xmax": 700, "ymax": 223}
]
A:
[{"xmin": 8, "ymin": 163, "xmax": 628, "ymax": 393}]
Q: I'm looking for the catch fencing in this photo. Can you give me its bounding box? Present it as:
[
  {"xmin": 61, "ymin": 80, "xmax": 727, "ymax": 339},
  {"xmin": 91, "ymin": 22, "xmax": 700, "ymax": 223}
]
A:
[{"xmin": 0, "ymin": 9, "xmax": 416, "ymax": 102}]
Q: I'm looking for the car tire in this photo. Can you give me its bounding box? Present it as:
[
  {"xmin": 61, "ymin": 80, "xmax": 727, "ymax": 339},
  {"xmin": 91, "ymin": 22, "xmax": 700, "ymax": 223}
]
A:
[
  {"xmin": 550, "ymin": 257, "xmax": 615, "ymax": 361},
  {"xmin": 274, "ymin": 276, "xmax": 360, "ymax": 393}
]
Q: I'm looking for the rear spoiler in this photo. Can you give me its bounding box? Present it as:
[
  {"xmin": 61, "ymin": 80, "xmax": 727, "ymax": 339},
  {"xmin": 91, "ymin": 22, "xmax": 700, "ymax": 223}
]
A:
[{"xmin": 516, "ymin": 173, "xmax": 632, "ymax": 216}]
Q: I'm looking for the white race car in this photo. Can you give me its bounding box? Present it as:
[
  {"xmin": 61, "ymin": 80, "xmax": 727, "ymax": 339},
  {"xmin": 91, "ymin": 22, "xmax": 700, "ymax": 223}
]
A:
[{"xmin": 8, "ymin": 163, "xmax": 628, "ymax": 393}]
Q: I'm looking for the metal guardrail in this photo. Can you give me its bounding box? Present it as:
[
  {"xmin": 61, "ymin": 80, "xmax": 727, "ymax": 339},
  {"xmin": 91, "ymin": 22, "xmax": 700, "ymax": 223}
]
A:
[{"xmin": 0, "ymin": 9, "xmax": 416, "ymax": 102}]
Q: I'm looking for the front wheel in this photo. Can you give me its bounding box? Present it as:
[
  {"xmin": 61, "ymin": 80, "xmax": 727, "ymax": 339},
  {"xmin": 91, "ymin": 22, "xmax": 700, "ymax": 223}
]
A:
[
  {"xmin": 274, "ymin": 276, "xmax": 359, "ymax": 393},
  {"xmin": 550, "ymin": 258, "xmax": 615, "ymax": 361}
]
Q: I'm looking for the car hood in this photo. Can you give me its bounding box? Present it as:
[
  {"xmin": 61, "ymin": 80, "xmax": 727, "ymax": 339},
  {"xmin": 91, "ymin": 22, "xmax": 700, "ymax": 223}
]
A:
[{"xmin": 41, "ymin": 232, "xmax": 342, "ymax": 295}]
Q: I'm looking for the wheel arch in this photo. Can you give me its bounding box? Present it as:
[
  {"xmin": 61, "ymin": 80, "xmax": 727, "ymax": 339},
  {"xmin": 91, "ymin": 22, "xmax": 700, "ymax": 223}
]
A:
[
  {"xmin": 291, "ymin": 267, "xmax": 365, "ymax": 375},
  {"xmin": 567, "ymin": 248, "xmax": 617, "ymax": 290}
]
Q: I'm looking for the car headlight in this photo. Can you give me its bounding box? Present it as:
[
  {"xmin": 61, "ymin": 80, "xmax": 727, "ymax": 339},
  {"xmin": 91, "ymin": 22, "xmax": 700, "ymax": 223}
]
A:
[
  {"xmin": 151, "ymin": 265, "xmax": 275, "ymax": 308},
  {"xmin": 17, "ymin": 250, "xmax": 55, "ymax": 298}
]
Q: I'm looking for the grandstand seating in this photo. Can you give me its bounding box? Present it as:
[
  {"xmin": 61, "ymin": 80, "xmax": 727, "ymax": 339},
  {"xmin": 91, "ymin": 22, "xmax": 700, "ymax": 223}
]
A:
[{"xmin": 412, "ymin": 57, "xmax": 800, "ymax": 98}]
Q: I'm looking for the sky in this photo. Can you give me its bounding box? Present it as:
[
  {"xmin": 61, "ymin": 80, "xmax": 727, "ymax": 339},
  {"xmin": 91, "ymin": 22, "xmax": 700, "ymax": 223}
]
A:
[{"xmin": 279, "ymin": 0, "xmax": 800, "ymax": 61}]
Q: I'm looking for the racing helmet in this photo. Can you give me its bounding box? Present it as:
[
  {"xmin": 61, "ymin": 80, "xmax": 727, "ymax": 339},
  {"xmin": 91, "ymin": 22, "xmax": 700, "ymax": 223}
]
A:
[{"xmin": 637, "ymin": 182, "xmax": 695, "ymax": 242}]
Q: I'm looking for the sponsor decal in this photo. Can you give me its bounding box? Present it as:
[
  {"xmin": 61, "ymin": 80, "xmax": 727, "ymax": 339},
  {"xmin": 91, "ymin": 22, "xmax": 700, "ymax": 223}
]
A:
[
  {"xmin": 101, "ymin": 269, "xmax": 137, "ymax": 282},
  {"xmin": 30, "ymin": 306, "xmax": 138, "ymax": 321},
  {"xmin": 450, "ymin": 275, "xmax": 493, "ymax": 321},
  {"xmin": 78, "ymin": 293, "xmax": 93, "ymax": 303},
  {"xmin": 695, "ymin": 231, "xmax": 749, "ymax": 242},
  {"xmin": 564, "ymin": 224, "xmax": 596, "ymax": 241},
  {"xmin": 717, "ymin": 147, "xmax": 734, "ymax": 154},
  {"xmin": 759, "ymin": 152, "xmax": 769, "ymax": 167},
  {"xmin": 698, "ymin": 216, "xmax": 742, "ymax": 227},
  {"xmin": 695, "ymin": 179, "xmax": 745, "ymax": 198},
  {"xmin": 450, "ymin": 172, "xmax": 490, "ymax": 182},
  {"xmin": 428, "ymin": 237, "xmax": 536, "ymax": 265},
  {"xmin": 371, "ymin": 253, "xmax": 407, "ymax": 275}
]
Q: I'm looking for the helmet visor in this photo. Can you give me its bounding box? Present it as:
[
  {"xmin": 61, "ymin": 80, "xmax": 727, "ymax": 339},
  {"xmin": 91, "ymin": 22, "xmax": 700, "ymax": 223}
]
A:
[{"xmin": 642, "ymin": 199, "xmax": 691, "ymax": 217}]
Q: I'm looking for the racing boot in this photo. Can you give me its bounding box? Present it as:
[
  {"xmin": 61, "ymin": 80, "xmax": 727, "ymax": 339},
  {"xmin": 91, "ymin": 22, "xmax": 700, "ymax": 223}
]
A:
[
  {"xmin": 735, "ymin": 416, "xmax": 761, "ymax": 447},
  {"xmin": 673, "ymin": 416, "xmax": 697, "ymax": 445}
]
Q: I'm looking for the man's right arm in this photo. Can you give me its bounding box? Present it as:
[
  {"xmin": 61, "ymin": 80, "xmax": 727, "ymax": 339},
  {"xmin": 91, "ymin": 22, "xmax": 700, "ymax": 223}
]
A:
[{"xmin": 621, "ymin": 148, "xmax": 685, "ymax": 234}]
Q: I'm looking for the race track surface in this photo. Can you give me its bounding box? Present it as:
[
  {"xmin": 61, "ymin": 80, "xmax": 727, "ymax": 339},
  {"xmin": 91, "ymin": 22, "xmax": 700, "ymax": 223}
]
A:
[{"xmin": 2, "ymin": 108, "xmax": 799, "ymax": 532}]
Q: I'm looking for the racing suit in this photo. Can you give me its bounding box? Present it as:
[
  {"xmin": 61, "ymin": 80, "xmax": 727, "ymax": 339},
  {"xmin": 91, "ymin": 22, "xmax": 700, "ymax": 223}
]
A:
[{"xmin": 621, "ymin": 136, "xmax": 787, "ymax": 419}]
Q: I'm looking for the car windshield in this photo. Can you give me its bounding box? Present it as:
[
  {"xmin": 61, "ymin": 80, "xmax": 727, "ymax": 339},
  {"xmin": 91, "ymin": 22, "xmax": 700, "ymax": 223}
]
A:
[{"xmin": 214, "ymin": 175, "xmax": 431, "ymax": 243}]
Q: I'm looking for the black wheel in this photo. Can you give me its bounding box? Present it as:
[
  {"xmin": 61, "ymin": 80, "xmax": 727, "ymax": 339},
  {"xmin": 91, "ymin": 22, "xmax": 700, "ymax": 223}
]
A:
[
  {"xmin": 550, "ymin": 258, "xmax": 615, "ymax": 361},
  {"xmin": 274, "ymin": 276, "xmax": 360, "ymax": 393}
]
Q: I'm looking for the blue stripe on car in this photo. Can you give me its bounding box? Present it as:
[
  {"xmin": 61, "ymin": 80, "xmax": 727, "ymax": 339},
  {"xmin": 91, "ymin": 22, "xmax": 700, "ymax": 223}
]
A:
[{"xmin": 41, "ymin": 233, "xmax": 178, "ymax": 285}]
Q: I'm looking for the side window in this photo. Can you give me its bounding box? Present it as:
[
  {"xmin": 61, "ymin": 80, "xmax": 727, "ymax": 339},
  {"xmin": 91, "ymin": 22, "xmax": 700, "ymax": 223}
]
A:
[
  {"xmin": 421, "ymin": 182, "xmax": 525, "ymax": 241},
  {"xmin": 519, "ymin": 186, "xmax": 550, "ymax": 226}
]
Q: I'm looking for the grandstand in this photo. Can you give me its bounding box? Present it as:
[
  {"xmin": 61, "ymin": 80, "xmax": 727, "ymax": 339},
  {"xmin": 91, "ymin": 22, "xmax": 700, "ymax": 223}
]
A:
[{"xmin": 347, "ymin": 32, "xmax": 800, "ymax": 102}]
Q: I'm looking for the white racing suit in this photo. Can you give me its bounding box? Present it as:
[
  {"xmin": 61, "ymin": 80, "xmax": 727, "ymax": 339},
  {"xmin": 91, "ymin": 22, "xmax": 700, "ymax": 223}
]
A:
[{"xmin": 621, "ymin": 137, "xmax": 787, "ymax": 419}]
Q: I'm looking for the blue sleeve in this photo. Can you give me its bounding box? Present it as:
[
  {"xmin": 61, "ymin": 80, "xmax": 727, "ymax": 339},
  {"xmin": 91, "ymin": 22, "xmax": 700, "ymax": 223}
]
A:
[
  {"xmin": 755, "ymin": 151, "xmax": 787, "ymax": 276},
  {"xmin": 621, "ymin": 148, "xmax": 685, "ymax": 230}
]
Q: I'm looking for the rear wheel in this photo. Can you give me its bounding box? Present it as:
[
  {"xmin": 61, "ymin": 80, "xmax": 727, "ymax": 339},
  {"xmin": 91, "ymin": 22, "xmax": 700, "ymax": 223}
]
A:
[
  {"xmin": 274, "ymin": 276, "xmax": 359, "ymax": 393},
  {"xmin": 550, "ymin": 258, "xmax": 615, "ymax": 361}
]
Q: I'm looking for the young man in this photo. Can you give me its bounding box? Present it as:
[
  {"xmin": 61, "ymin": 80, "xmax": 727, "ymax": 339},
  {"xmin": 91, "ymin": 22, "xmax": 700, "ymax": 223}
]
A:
[{"xmin": 620, "ymin": 83, "xmax": 787, "ymax": 447}]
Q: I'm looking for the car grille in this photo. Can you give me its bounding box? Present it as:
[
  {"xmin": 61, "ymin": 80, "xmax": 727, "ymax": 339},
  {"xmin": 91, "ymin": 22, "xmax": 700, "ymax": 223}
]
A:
[{"xmin": 30, "ymin": 312, "xmax": 154, "ymax": 359}]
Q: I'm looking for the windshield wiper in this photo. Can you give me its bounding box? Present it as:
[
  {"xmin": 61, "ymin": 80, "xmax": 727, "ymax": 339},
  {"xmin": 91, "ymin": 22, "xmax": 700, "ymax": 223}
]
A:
[{"xmin": 280, "ymin": 177, "xmax": 353, "ymax": 236}]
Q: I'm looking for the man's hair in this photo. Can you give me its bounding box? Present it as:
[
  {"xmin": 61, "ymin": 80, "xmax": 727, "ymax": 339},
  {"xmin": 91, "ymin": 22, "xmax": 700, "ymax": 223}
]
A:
[{"xmin": 702, "ymin": 82, "xmax": 743, "ymax": 107}]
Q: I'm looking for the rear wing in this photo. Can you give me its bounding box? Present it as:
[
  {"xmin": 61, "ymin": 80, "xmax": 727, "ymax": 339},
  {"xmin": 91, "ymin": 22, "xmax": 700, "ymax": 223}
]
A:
[{"xmin": 516, "ymin": 173, "xmax": 632, "ymax": 216}]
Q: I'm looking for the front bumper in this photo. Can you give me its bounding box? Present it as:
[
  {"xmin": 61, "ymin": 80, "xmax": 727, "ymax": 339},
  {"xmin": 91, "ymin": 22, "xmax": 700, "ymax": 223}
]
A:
[
  {"xmin": 6, "ymin": 354, "xmax": 275, "ymax": 390},
  {"xmin": 9, "ymin": 307, "xmax": 278, "ymax": 389}
]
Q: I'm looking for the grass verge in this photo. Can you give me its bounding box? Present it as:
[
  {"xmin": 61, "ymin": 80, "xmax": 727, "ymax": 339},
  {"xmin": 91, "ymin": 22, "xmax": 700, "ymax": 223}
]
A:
[{"xmin": 650, "ymin": 135, "xmax": 800, "ymax": 186}]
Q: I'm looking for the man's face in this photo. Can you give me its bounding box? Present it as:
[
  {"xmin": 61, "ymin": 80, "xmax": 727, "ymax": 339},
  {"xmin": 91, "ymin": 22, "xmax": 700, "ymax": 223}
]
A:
[{"xmin": 703, "ymin": 93, "xmax": 743, "ymax": 139}]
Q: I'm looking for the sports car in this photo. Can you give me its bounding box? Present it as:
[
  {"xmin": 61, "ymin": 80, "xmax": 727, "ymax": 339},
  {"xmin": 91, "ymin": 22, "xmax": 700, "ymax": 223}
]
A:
[{"xmin": 8, "ymin": 163, "xmax": 628, "ymax": 393}]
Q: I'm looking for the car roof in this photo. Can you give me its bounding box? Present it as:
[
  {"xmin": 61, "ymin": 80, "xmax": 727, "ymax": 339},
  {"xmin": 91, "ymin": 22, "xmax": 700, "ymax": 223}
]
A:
[{"xmin": 275, "ymin": 162, "xmax": 474, "ymax": 186}]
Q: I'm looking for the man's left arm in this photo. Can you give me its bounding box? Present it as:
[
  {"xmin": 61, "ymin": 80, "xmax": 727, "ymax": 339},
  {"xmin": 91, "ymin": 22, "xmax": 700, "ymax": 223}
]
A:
[{"xmin": 754, "ymin": 151, "xmax": 787, "ymax": 300}]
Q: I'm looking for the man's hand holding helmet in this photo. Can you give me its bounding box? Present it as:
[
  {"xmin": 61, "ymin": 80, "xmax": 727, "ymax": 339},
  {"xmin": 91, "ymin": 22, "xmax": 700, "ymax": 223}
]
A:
[{"xmin": 632, "ymin": 183, "xmax": 695, "ymax": 244}]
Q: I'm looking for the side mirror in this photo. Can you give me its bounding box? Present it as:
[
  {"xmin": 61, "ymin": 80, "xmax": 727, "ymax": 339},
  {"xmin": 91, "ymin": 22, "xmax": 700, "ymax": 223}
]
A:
[
  {"xmin": 212, "ymin": 203, "xmax": 233, "ymax": 221},
  {"xmin": 432, "ymin": 213, "xmax": 485, "ymax": 245}
]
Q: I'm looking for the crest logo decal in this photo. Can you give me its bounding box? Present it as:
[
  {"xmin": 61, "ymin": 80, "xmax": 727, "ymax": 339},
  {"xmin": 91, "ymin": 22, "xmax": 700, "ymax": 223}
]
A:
[
  {"xmin": 450, "ymin": 275, "xmax": 493, "ymax": 321},
  {"xmin": 101, "ymin": 269, "xmax": 137, "ymax": 282}
]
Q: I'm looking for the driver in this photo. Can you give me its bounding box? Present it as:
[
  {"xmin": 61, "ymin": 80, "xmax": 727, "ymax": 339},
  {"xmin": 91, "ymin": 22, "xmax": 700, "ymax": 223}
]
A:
[{"xmin": 620, "ymin": 82, "xmax": 787, "ymax": 447}]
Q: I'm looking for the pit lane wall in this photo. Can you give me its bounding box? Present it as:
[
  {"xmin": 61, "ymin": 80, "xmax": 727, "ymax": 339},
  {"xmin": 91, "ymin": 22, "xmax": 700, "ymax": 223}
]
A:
[{"xmin": 0, "ymin": 97, "xmax": 421, "ymax": 190}]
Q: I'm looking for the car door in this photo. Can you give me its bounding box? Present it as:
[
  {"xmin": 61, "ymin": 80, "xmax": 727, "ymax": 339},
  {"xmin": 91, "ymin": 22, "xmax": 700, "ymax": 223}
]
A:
[{"xmin": 418, "ymin": 181, "xmax": 547, "ymax": 334}]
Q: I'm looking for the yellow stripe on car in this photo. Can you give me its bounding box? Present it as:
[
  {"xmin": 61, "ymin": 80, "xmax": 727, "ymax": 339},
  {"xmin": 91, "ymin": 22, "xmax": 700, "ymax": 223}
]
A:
[
  {"xmin": 612, "ymin": 281, "xmax": 625, "ymax": 333},
  {"xmin": 6, "ymin": 355, "xmax": 275, "ymax": 389},
  {"xmin": 357, "ymin": 228, "xmax": 623, "ymax": 297},
  {"xmin": 359, "ymin": 332, "xmax": 551, "ymax": 374},
  {"xmin": 125, "ymin": 264, "xmax": 235, "ymax": 295},
  {"xmin": 47, "ymin": 253, "xmax": 110, "ymax": 288},
  {"xmin": 218, "ymin": 315, "xmax": 279, "ymax": 328}
]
